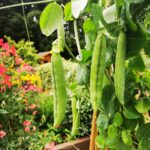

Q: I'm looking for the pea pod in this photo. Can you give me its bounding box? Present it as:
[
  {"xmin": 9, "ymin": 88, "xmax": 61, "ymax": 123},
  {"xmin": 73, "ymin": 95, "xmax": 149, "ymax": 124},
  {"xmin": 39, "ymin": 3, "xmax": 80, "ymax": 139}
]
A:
[
  {"xmin": 89, "ymin": 33, "xmax": 106, "ymax": 150},
  {"xmin": 51, "ymin": 52, "xmax": 67, "ymax": 127},
  {"xmin": 114, "ymin": 31, "xmax": 126, "ymax": 105},
  {"xmin": 90, "ymin": 33, "xmax": 106, "ymax": 112}
]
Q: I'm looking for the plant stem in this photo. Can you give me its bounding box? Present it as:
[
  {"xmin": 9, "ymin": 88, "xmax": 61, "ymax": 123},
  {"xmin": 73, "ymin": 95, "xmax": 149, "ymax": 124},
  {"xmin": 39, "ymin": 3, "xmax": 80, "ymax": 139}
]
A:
[
  {"xmin": 0, "ymin": 0, "xmax": 55, "ymax": 10},
  {"xmin": 74, "ymin": 20, "xmax": 82, "ymax": 59},
  {"xmin": 21, "ymin": 0, "xmax": 30, "ymax": 41},
  {"xmin": 89, "ymin": 111, "xmax": 97, "ymax": 150},
  {"xmin": 64, "ymin": 43, "xmax": 80, "ymax": 63}
]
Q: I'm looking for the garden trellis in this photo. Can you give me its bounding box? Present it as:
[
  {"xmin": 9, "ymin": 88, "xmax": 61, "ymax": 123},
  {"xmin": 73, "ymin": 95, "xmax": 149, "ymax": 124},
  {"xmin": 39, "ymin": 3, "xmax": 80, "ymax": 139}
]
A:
[{"xmin": 0, "ymin": 0, "xmax": 55, "ymax": 41}]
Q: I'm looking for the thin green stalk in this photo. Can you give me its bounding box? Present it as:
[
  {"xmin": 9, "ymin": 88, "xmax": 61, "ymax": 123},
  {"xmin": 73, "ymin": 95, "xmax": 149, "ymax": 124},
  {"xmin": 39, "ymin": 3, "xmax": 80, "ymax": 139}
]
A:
[
  {"xmin": 74, "ymin": 20, "xmax": 82, "ymax": 59},
  {"xmin": 0, "ymin": 0, "xmax": 55, "ymax": 10},
  {"xmin": 21, "ymin": 0, "xmax": 30, "ymax": 41},
  {"xmin": 64, "ymin": 43, "xmax": 80, "ymax": 63}
]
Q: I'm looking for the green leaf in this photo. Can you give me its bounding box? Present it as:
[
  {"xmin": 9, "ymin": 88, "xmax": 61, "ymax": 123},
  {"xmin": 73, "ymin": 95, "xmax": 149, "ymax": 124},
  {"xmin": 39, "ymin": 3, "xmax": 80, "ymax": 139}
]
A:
[
  {"xmin": 115, "ymin": 0, "xmax": 124, "ymax": 6},
  {"xmin": 141, "ymin": 71, "xmax": 150, "ymax": 89},
  {"xmin": 144, "ymin": 12, "xmax": 150, "ymax": 28},
  {"xmin": 97, "ymin": 113, "xmax": 109, "ymax": 133},
  {"xmin": 137, "ymin": 123, "xmax": 150, "ymax": 150},
  {"xmin": 121, "ymin": 130, "xmax": 132, "ymax": 146},
  {"xmin": 101, "ymin": 75, "xmax": 115, "ymax": 117},
  {"xmin": 107, "ymin": 124, "xmax": 118, "ymax": 138},
  {"xmin": 106, "ymin": 136, "xmax": 120, "ymax": 149},
  {"xmin": 127, "ymin": 23, "xmax": 147, "ymax": 58},
  {"xmin": 123, "ymin": 118, "xmax": 139, "ymax": 130},
  {"xmin": 135, "ymin": 98, "xmax": 150, "ymax": 113},
  {"xmin": 103, "ymin": 4, "xmax": 118, "ymax": 24},
  {"xmin": 128, "ymin": 54, "xmax": 145, "ymax": 71},
  {"xmin": 114, "ymin": 142, "xmax": 133, "ymax": 150},
  {"xmin": 83, "ymin": 18, "xmax": 97, "ymax": 33},
  {"xmin": 64, "ymin": 2, "xmax": 73, "ymax": 21},
  {"xmin": 123, "ymin": 106, "xmax": 141, "ymax": 119},
  {"xmin": 0, "ymin": 109, "xmax": 9, "ymax": 114},
  {"xmin": 83, "ymin": 19, "xmax": 97, "ymax": 51},
  {"xmin": 96, "ymin": 134, "xmax": 105, "ymax": 147},
  {"xmin": 127, "ymin": 0, "xmax": 144, "ymax": 3},
  {"xmin": 40, "ymin": 2, "xmax": 63, "ymax": 36},
  {"xmin": 91, "ymin": 4, "xmax": 103, "ymax": 29},
  {"xmin": 113, "ymin": 112, "xmax": 123, "ymax": 127},
  {"xmin": 76, "ymin": 64, "xmax": 90, "ymax": 85},
  {"xmin": 71, "ymin": 0, "xmax": 89, "ymax": 18},
  {"xmin": 81, "ymin": 49, "xmax": 93, "ymax": 64}
]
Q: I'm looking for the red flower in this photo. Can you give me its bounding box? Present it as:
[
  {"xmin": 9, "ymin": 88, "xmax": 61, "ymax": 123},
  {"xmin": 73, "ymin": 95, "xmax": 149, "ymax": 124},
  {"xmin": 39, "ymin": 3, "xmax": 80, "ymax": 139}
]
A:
[
  {"xmin": 24, "ymin": 127, "xmax": 30, "ymax": 132},
  {"xmin": 0, "ymin": 130, "xmax": 6, "ymax": 139},
  {"xmin": 0, "ymin": 39, "xmax": 3, "ymax": 46},
  {"xmin": 11, "ymin": 45, "xmax": 16, "ymax": 56},
  {"xmin": 23, "ymin": 120, "xmax": 31, "ymax": 127},
  {"xmin": 2, "ymin": 75, "xmax": 12, "ymax": 88},
  {"xmin": 0, "ymin": 64, "xmax": 7, "ymax": 75}
]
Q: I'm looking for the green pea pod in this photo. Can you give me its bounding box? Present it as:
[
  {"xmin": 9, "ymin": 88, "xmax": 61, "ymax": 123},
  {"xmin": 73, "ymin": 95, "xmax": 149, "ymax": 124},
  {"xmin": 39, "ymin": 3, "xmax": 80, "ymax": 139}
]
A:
[
  {"xmin": 71, "ymin": 97, "xmax": 80, "ymax": 137},
  {"xmin": 51, "ymin": 53, "xmax": 67, "ymax": 127},
  {"xmin": 115, "ymin": 31, "xmax": 126, "ymax": 105},
  {"xmin": 90, "ymin": 33, "xmax": 106, "ymax": 112}
]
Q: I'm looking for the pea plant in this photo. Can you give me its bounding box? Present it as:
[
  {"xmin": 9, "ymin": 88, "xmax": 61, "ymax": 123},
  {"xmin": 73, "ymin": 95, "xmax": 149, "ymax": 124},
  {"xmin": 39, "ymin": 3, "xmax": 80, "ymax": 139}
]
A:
[{"xmin": 40, "ymin": 0, "xmax": 150, "ymax": 149}]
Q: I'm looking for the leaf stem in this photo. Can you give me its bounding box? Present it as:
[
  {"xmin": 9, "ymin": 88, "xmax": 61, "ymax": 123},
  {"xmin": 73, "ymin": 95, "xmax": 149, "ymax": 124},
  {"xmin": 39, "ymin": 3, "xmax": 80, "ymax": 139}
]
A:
[
  {"xmin": 64, "ymin": 43, "xmax": 80, "ymax": 63},
  {"xmin": 74, "ymin": 20, "xmax": 82, "ymax": 59}
]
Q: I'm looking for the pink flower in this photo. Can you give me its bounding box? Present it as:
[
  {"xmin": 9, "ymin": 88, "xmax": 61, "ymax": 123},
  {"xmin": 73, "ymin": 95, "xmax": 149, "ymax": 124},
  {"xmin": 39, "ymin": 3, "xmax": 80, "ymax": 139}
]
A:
[
  {"xmin": 44, "ymin": 142, "xmax": 57, "ymax": 150},
  {"xmin": 15, "ymin": 55, "xmax": 22, "ymax": 65},
  {"xmin": 29, "ymin": 104, "xmax": 36, "ymax": 110},
  {"xmin": 0, "ymin": 130, "xmax": 6, "ymax": 139},
  {"xmin": 23, "ymin": 64, "xmax": 33, "ymax": 72},
  {"xmin": 2, "ymin": 43, "xmax": 10, "ymax": 51},
  {"xmin": 32, "ymin": 110, "xmax": 38, "ymax": 116},
  {"xmin": 17, "ymin": 64, "xmax": 33, "ymax": 73},
  {"xmin": 23, "ymin": 120, "xmax": 31, "ymax": 127},
  {"xmin": 24, "ymin": 127, "xmax": 30, "ymax": 132}
]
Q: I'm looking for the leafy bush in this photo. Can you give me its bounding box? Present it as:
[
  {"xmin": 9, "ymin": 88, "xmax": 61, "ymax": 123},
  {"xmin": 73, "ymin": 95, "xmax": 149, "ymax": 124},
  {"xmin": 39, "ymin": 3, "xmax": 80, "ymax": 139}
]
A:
[
  {"xmin": 0, "ymin": 38, "xmax": 43, "ymax": 149},
  {"xmin": 4, "ymin": 36, "xmax": 40, "ymax": 66}
]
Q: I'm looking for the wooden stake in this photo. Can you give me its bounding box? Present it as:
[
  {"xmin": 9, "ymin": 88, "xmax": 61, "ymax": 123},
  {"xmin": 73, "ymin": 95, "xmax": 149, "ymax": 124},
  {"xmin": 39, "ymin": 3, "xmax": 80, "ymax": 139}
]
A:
[{"xmin": 89, "ymin": 111, "xmax": 97, "ymax": 150}]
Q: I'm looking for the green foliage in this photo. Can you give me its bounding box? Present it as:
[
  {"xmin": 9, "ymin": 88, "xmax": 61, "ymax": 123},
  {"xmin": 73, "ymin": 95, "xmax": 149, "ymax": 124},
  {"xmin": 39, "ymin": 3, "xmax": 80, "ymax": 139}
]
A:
[
  {"xmin": 40, "ymin": 2, "xmax": 63, "ymax": 36},
  {"xmin": 113, "ymin": 112, "xmax": 123, "ymax": 127},
  {"xmin": 39, "ymin": 93, "xmax": 53, "ymax": 118},
  {"xmin": 121, "ymin": 130, "xmax": 132, "ymax": 146},
  {"xmin": 5, "ymin": 36, "xmax": 40, "ymax": 66},
  {"xmin": 137, "ymin": 123, "xmax": 150, "ymax": 150}
]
